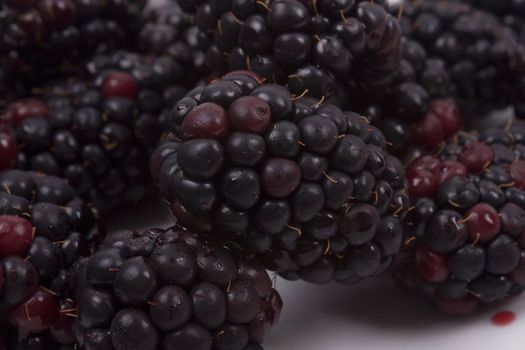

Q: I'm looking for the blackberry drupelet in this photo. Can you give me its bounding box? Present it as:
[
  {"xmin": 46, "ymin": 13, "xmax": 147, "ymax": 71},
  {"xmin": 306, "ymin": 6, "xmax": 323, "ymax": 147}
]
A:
[
  {"xmin": 176, "ymin": 0, "xmax": 401, "ymax": 102},
  {"xmin": 395, "ymin": 123, "xmax": 525, "ymax": 314},
  {"xmin": 5, "ymin": 54, "xmax": 184, "ymax": 211},
  {"xmin": 0, "ymin": 169, "xmax": 101, "ymax": 347},
  {"xmin": 0, "ymin": 0, "xmax": 145, "ymax": 89},
  {"xmin": 73, "ymin": 226, "xmax": 282, "ymax": 350},
  {"xmin": 399, "ymin": 0, "xmax": 524, "ymax": 115},
  {"xmin": 154, "ymin": 71, "xmax": 408, "ymax": 285}
]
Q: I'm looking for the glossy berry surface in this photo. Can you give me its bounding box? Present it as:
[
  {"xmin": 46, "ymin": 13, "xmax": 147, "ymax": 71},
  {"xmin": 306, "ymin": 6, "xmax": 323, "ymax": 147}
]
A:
[
  {"xmin": 155, "ymin": 71, "xmax": 408, "ymax": 285},
  {"xmin": 74, "ymin": 226, "xmax": 282, "ymax": 350}
]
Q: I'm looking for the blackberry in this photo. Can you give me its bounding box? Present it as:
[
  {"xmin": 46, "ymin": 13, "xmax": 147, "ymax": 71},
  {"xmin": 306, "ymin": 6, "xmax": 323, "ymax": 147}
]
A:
[
  {"xmin": 154, "ymin": 71, "xmax": 408, "ymax": 284},
  {"xmin": 4, "ymin": 53, "xmax": 186, "ymax": 211},
  {"xmin": 399, "ymin": 0, "xmax": 524, "ymax": 115},
  {"xmin": 73, "ymin": 226, "xmax": 282, "ymax": 350},
  {"xmin": 0, "ymin": 0, "xmax": 145, "ymax": 90},
  {"xmin": 0, "ymin": 169, "xmax": 101, "ymax": 347},
  {"xmin": 138, "ymin": 2, "xmax": 210, "ymax": 82},
  {"xmin": 176, "ymin": 0, "xmax": 401, "ymax": 102},
  {"xmin": 395, "ymin": 122, "xmax": 525, "ymax": 314}
]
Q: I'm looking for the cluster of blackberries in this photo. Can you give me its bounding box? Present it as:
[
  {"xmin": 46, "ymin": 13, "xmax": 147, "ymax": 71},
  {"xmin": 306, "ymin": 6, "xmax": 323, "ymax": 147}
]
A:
[
  {"xmin": 153, "ymin": 70, "xmax": 409, "ymax": 284},
  {"xmin": 73, "ymin": 226, "xmax": 282, "ymax": 350},
  {"xmin": 177, "ymin": 0, "xmax": 402, "ymax": 102},
  {"xmin": 394, "ymin": 124, "xmax": 525, "ymax": 314},
  {"xmin": 0, "ymin": 170, "xmax": 100, "ymax": 348}
]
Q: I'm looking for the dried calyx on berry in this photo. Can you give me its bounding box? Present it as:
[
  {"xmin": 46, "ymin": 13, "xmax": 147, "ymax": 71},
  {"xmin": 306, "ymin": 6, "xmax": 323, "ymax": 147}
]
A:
[
  {"xmin": 152, "ymin": 71, "xmax": 409, "ymax": 285},
  {"xmin": 0, "ymin": 169, "xmax": 102, "ymax": 348},
  {"xmin": 176, "ymin": 0, "xmax": 401, "ymax": 103},
  {"xmin": 395, "ymin": 123, "xmax": 525, "ymax": 314},
  {"xmin": 72, "ymin": 226, "xmax": 282, "ymax": 350}
]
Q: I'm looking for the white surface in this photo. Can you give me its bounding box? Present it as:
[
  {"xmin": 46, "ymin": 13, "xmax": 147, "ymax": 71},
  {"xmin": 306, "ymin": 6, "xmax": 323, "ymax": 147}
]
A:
[{"xmin": 107, "ymin": 198, "xmax": 525, "ymax": 350}]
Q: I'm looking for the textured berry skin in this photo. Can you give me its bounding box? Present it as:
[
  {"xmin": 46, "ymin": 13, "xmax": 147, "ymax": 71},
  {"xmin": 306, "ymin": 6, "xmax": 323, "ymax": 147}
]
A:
[
  {"xmin": 0, "ymin": 130, "xmax": 18, "ymax": 171},
  {"xmin": 5, "ymin": 49, "xmax": 190, "ymax": 211},
  {"xmin": 398, "ymin": 0, "xmax": 524, "ymax": 115},
  {"xmin": 394, "ymin": 123, "xmax": 525, "ymax": 314},
  {"xmin": 177, "ymin": 0, "xmax": 401, "ymax": 102},
  {"xmin": 0, "ymin": 170, "xmax": 101, "ymax": 346},
  {"xmin": 73, "ymin": 226, "xmax": 282, "ymax": 350},
  {"xmin": 155, "ymin": 71, "xmax": 408, "ymax": 285}
]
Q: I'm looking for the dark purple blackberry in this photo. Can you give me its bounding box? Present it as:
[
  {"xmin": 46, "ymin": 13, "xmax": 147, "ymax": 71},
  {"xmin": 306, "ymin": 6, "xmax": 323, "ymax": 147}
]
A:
[
  {"xmin": 154, "ymin": 71, "xmax": 408, "ymax": 285},
  {"xmin": 138, "ymin": 2, "xmax": 210, "ymax": 83},
  {"xmin": 176, "ymin": 0, "xmax": 401, "ymax": 102},
  {"xmin": 398, "ymin": 0, "xmax": 524, "ymax": 115},
  {"xmin": 0, "ymin": 0, "xmax": 145, "ymax": 90},
  {"xmin": 0, "ymin": 169, "xmax": 101, "ymax": 347},
  {"xmin": 4, "ymin": 51, "xmax": 188, "ymax": 211},
  {"xmin": 395, "ymin": 123, "xmax": 525, "ymax": 314},
  {"xmin": 73, "ymin": 226, "xmax": 282, "ymax": 350}
]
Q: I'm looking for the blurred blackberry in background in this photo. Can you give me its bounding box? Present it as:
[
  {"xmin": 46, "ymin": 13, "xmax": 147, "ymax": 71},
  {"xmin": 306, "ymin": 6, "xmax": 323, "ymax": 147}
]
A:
[
  {"xmin": 152, "ymin": 71, "xmax": 408, "ymax": 285},
  {"xmin": 0, "ymin": 170, "xmax": 101, "ymax": 347},
  {"xmin": 176, "ymin": 0, "xmax": 401, "ymax": 103},
  {"xmin": 394, "ymin": 123, "xmax": 525, "ymax": 314},
  {"xmin": 0, "ymin": 0, "xmax": 146, "ymax": 91},
  {"xmin": 398, "ymin": 0, "xmax": 524, "ymax": 116},
  {"xmin": 459, "ymin": 0, "xmax": 525, "ymax": 42},
  {"xmin": 138, "ymin": 2, "xmax": 211, "ymax": 83},
  {"xmin": 73, "ymin": 226, "xmax": 282, "ymax": 350},
  {"xmin": 3, "ymin": 55, "xmax": 186, "ymax": 211}
]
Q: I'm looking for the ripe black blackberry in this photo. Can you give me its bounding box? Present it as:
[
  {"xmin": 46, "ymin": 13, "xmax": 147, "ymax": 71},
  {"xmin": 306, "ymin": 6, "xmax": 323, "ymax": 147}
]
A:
[
  {"xmin": 394, "ymin": 123, "xmax": 525, "ymax": 314},
  {"xmin": 0, "ymin": 169, "xmax": 101, "ymax": 347},
  {"xmin": 73, "ymin": 226, "xmax": 282, "ymax": 350},
  {"xmin": 153, "ymin": 71, "xmax": 408, "ymax": 284},
  {"xmin": 399, "ymin": 0, "xmax": 524, "ymax": 115},
  {"xmin": 4, "ymin": 51, "xmax": 187, "ymax": 211},
  {"xmin": 0, "ymin": 0, "xmax": 145, "ymax": 90},
  {"xmin": 176, "ymin": 0, "xmax": 401, "ymax": 102}
]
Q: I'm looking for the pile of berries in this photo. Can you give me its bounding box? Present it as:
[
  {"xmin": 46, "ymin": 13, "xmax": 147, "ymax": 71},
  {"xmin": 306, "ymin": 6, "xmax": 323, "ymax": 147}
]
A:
[{"xmin": 1, "ymin": 0, "xmax": 525, "ymax": 348}]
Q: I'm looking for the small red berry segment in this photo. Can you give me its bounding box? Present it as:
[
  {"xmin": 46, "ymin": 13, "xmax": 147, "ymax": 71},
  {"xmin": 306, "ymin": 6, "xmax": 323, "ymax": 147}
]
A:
[
  {"xmin": 434, "ymin": 294, "xmax": 479, "ymax": 315},
  {"xmin": 50, "ymin": 299, "xmax": 77, "ymax": 344},
  {"xmin": 228, "ymin": 96, "xmax": 271, "ymax": 134},
  {"xmin": 261, "ymin": 158, "xmax": 301, "ymax": 198},
  {"xmin": 0, "ymin": 215, "xmax": 34, "ymax": 257},
  {"xmin": 415, "ymin": 244, "xmax": 450, "ymax": 283},
  {"xmin": 5, "ymin": 98, "xmax": 49, "ymax": 126},
  {"xmin": 430, "ymin": 99, "xmax": 461, "ymax": 138},
  {"xmin": 0, "ymin": 131, "xmax": 18, "ymax": 171},
  {"xmin": 181, "ymin": 103, "xmax": 230, "ymax": 141},
  {"xmin": 491, "ymin": 311, "xmax": 516, "ymax": 326},
  {"xmin": 412, "ymin": 112, "xmax": 444, "ymax": 149},
  {"xmin": 458, "ymin": 142, "xmax": 494, "ymax": 173},
  {"xmin": 438, "ymin": 160, "xmax": 467, "ymax": 184},
  {"xmin": 407, "ymin": 156, "xmax": 441, "ymax": 198},
  {"xmin": 7, "ymin": 287, "xmax": 60, "ymax": 333},
  {"xmin": 466, "ymin": 203, "xmax": 501, "ymax": 243},
  {"xmin": 510, "ymin": 160, "xmax": 525, "ymax": 189},
  {"xmin": 102, "ymin": 72, "xmax": 139, "ymax": 99}
]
